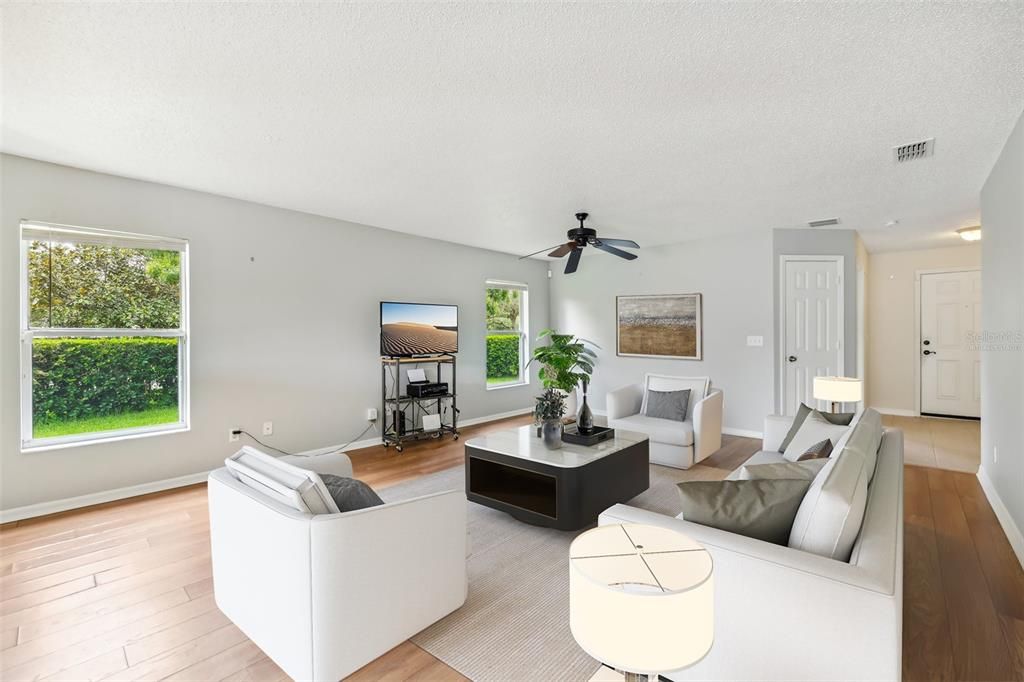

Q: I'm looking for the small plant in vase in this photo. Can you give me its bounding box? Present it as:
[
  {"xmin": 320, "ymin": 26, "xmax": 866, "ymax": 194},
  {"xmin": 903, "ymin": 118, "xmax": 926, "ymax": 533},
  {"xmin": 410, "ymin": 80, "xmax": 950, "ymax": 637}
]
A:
[
  {"xmin": 528, "ymin": 329, "xmax": 598, "ymax": 433},
  {"xmin": 534, "ymin": 389, "xmax": 567, "ymax": 450}
]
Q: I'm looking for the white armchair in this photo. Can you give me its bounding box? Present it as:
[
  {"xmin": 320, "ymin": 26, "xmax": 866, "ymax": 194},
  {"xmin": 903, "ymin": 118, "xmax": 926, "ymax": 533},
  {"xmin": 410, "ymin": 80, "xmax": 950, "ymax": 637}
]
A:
[
  {"xmin": 606, "ymin": 374, "xmax": 723, "ymax": 469},
  {"xmin": 208, "ymin": 452, "xmax": 467, "ymax": 682}
]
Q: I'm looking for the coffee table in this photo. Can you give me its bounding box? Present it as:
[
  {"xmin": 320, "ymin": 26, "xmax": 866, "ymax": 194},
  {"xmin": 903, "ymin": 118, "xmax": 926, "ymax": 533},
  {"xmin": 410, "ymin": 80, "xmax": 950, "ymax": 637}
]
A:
[{"xmin": 464, "ymin": 425, "xmax": 650, "ymax": 531}]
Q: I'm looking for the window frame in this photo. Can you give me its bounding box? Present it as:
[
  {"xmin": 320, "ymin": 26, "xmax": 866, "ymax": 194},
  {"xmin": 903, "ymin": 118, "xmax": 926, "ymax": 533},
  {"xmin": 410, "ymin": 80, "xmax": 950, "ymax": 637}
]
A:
[
  {"xmin": 18, "ymin": 221, "xmax": 191, "ymax": 452},
  {"xmin": 485, "ymin": 280, "xmax": 529, "ymax": 390}
]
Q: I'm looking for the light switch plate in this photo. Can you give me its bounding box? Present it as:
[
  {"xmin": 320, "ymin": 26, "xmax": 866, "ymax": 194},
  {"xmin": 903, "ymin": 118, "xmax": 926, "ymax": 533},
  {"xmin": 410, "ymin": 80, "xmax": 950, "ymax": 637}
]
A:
[{"xmin": 746, "ymin": 335, "xmax": 764, "ymax": 347}]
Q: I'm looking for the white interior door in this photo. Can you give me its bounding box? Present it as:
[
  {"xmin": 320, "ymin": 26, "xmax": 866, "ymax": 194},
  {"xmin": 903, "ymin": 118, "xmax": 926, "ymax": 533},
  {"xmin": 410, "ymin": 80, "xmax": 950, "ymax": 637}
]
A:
[
  {"xmin": 920, "ymin": 270, "xmax": 981, "ymax": 418},
  {"xmin": 782, "ymin": 258, "xmax": 843, "ymax": 416}
]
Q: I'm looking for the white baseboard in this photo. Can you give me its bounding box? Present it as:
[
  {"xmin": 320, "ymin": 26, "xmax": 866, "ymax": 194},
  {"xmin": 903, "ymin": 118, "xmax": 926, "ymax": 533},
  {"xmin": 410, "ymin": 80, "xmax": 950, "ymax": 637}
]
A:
[
  {"xmin": 977, "ymin": 465, "xmax": 1024, "ymax": 570},
  {"xmin": 298, "ymin": 407, "xmax": 535, "ymax": 456},
  {"xmin": 0, "ymin": 471, "xmax": 211, "ymax": 524},
  {"xmin": 870, "ymin": 406, "xmax": 918, "ymax": 417},
  {"xmin": 722, "ymin": 427, "xmax": 764, "ymax": 439},
  {"xmin": 1, "ymin": 407, "xmax": 537, "ymax": 524}
]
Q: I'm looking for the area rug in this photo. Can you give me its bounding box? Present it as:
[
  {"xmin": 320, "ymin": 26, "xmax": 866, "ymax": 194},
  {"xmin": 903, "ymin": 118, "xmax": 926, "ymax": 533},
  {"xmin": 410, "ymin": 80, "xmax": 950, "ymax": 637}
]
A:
[{"xmin": 377, "ymin": 461, "xmax": 729, "ymax": 682}]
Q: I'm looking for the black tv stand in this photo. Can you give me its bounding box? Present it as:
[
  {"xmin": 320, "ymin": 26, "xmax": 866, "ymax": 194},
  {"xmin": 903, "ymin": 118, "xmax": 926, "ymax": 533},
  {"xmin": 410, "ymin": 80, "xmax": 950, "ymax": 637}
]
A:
[{"xmin": 380, "ymin": 355, "xmax": 458, "ymax": 453}]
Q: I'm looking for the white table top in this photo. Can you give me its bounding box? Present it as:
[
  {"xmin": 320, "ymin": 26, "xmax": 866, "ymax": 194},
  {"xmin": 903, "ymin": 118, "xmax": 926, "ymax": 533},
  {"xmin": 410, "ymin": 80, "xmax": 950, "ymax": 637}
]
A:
[
  {"xmin": 465, "ymin": 425, "xmax": 648, "ymax": 469},
  {"xmin": 570, "ymin": 523, "xmax": 712, "ymax": 594}
]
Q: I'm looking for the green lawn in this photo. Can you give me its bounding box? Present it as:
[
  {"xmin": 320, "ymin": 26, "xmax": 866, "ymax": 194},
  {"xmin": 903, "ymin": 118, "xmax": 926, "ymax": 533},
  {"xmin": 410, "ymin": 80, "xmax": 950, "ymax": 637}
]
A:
[
  {"xmin": 34, "ymin": 406, "xmax": 180, "ymax": 439},
  {"xmin": 487, "ymin": 375, "xmax": 522, "ymax": 386}
]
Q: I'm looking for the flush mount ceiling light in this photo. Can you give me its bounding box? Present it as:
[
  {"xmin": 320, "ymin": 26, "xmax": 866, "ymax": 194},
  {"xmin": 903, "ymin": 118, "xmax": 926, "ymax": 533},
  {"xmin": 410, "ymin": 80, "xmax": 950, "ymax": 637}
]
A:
[{"xmin": 957, "ymin": 225, "xmax": 982, "ymax": 242}]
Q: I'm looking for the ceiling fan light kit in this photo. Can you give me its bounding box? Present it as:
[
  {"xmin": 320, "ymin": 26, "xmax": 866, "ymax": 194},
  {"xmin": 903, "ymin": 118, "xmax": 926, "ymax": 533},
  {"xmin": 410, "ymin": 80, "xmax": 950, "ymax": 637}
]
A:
[{"xmin": 519, "ymin": 212, "xmax": 640, "ymax": 274}]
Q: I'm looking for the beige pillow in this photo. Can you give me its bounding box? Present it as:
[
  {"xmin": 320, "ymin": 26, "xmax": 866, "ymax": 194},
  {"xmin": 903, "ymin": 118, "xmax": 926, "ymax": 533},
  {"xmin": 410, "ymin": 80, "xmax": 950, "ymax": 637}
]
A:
[
  {"xmin": 677, "ymin": 479, "xmax": 812, "ymax": 545},
  {"xmin": 738, "ymin": 459, "xmax": 828, "ymax": 481},
  {"xmin": 788, "ymin": 446, "xmax": 869, "ymax": 561},
  {"xmin": 783, "ymin": 410, "xmax": 851, "ymax": 462}
]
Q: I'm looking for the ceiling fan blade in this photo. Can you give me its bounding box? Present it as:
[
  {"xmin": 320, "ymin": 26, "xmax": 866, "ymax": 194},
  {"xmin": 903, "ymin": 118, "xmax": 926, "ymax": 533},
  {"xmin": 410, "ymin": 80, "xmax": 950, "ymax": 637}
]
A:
[
  {"xmin": 519, "ymin": 243, "xmax": 564, "ymax": 260},
  {"xmin": 594, "ymin": 242, "xmax": 638, "ymax": 260},
  {"xmin": 547, "ymin": 242, "xmax": 575, "ymax": 258},
  {"xmin": 597, "ymin": 238, "xmax": 640, "ymax": 249},
  {"xmin": 564, "ymin": 247, "xmax": 583, "ymax": 274}
]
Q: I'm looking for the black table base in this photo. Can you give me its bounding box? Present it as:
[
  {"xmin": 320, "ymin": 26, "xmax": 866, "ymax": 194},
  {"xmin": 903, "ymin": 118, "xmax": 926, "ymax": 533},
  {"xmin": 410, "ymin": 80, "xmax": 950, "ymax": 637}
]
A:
[{"xmin": 465, "ymin": 438, "xmax": 650, "ymax": 531}]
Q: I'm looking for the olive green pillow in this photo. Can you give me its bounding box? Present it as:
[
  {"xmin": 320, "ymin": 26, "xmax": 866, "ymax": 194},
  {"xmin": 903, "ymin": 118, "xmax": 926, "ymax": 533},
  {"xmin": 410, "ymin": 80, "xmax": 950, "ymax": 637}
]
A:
[
  {"xmin": 676, "ymin": 479, "xmax": 811, "ymax": 545},
  {"xmin": 779, "ymin": 403, "xmax": 855, "ymax": 453}
]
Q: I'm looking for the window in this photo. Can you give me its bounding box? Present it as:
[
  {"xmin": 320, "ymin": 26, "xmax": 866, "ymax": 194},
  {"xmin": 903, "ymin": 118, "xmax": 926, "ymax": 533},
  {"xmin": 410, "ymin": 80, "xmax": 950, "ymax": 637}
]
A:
[
  {"xmin": 485, "ymin": 281, "xmax": 528, "ymax": 388},
  {"xmin": 19, "ymin": 221, "xmax": 189, "ymax": 450}
]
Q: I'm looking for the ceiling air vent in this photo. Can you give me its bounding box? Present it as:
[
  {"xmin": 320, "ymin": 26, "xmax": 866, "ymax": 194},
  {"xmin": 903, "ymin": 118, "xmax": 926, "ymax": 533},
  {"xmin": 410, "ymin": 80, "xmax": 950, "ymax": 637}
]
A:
[
  {"xmin": 893, "ymin": 138, "xmax": 935, "ymax": 163},
  {"xmin": 808, "ymin": 218, "xmax": 840, "ymax": 228}
]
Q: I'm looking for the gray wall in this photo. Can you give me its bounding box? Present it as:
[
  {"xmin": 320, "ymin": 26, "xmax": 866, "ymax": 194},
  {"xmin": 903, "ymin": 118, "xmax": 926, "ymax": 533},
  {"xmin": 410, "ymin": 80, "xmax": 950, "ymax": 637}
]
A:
[
  {"xmin": 979, "ymin": 110, "xmax": 1024, "ymax": 539},
  {"xmin": 549, "ymin": 231, "xmax": 775, "ymax": 434},
  {"xmin": 0, "ymin": 154, "xmax": 549, "ymax": 511},
  {"xmin": 772, "ymin": 228, "xmax": 860, "ymax": 413}
]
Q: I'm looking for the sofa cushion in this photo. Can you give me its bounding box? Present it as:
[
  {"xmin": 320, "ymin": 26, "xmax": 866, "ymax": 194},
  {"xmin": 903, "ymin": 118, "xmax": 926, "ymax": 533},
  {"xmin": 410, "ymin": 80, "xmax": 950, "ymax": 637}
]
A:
[
  {"xmin": 640, "ymin": 375, "xmax": 709, "ymax": 421},
  {"xmin": 225, "ymin": 446, "xmax": 340, "ymax": 515},
  {"xmin": 608, "ymin": 414, "xmax": 693, "ymax": 446},
  {"xmin": 779, "ymin": 403, "xmax": 857, "ymax": 453},
  {"xmin": 782, "ymin": 411, "xmax": 851, "ymax": 462},
  {"xmin": 840, "ymin": 409, "xmax": 884, "ymax": 483},
  {"xmin": 738, "ymin": 459, "xmax": 829, "ymax": 481},
  {"xmin": 724, "ymin": 450, "xmax": 786, "ymax": 480},
  {"xmin": 676, "ymin": 479, "xmax": 812, "ymax": 545},
  {"xmin": 644, "ymin": 388, "xmax": 690, "ymax": 422},
  {"xmin": 788, "ymin": 445, "xmax": 869, "ymax": 561}
]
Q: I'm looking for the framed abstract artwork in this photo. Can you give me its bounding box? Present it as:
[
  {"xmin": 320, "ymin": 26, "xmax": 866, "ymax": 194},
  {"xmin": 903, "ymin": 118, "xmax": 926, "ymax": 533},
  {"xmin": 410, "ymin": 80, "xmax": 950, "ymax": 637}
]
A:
[{"xmin": 616, "ymin": 294, "xmax": 702, "ymax": 360}]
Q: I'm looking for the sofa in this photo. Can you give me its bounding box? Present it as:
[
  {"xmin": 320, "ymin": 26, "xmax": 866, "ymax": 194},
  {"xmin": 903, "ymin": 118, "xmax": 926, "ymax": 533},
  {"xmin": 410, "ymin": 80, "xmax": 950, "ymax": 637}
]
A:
[
  {"xmin": 606, "ymin": 374, "xmax": 723, "ymax": 469},
  {"xmin": 207, "ymin": 451, "xmax": 467, "ymax": 682},
  {"xmin": 599, "ymin": 410, "xmax": 904, "ymax": 681}
]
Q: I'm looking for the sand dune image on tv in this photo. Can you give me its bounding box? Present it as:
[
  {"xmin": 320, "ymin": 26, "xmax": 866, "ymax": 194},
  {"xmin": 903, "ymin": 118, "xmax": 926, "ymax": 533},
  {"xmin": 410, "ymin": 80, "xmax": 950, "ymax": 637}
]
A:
[{"xmin": 380, "ymin": 302, "xmax": 458, "ymax": 356}]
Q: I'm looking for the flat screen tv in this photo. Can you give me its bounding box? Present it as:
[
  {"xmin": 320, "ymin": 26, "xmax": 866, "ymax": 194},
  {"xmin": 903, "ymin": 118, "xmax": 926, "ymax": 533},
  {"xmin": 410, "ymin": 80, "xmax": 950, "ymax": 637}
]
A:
[{"xmin": 380, "ymin": 301, "xmax": 459, "ymax": 357}]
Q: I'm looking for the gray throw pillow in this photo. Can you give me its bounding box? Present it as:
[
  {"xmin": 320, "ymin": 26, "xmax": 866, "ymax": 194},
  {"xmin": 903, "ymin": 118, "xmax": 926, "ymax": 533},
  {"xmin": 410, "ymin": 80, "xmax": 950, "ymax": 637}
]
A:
[
  {"xmin": 320, "ymin": 474, "xmax": 384, "ymax": 513},
  {"xmin": 779, "ymin": 403, "xmax": 855, "ymax": 453},
  {"xmin": 644, "ymin": 388, "xmax": 690, "ymax": 421},
  {"xmin": 676, "ymin": 479, "xmax": 811, "ymax": 545}
]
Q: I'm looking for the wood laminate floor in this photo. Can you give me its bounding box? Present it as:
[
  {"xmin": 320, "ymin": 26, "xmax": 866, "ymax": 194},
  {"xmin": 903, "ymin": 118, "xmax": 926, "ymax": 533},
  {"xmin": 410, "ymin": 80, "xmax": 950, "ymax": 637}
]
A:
[{"xmin": 2, "ymin": 416, "xmax": 1021, "ymax": 681}]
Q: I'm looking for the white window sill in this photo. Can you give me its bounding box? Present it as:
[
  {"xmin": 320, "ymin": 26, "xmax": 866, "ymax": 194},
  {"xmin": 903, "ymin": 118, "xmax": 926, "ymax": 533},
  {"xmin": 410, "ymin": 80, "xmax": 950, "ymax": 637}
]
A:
[
  {"xmin": 486, "ymin": 381, "xmax": 530, "ymax": 391},
  {"xmin": 21, "ymin": 424, "xmax": 190, "ymax": 453}
]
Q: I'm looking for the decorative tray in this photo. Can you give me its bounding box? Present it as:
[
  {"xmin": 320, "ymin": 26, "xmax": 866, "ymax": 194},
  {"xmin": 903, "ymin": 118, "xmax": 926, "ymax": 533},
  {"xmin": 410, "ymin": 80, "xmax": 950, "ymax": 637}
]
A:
[{"xmin": 561, "ymin": 425, "xmax": 615, "ymax": 446}]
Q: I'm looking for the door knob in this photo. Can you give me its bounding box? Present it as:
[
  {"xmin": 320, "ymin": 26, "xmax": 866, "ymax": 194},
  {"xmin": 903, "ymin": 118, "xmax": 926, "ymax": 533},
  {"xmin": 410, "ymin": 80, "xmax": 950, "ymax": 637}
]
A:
[
  {"xmin": 923, "ymin": 350, "xmax": 936, "ymax": 356},
  {"xmin": 788, "ymin": 355, "xmax": 797, "ymax": 362}
]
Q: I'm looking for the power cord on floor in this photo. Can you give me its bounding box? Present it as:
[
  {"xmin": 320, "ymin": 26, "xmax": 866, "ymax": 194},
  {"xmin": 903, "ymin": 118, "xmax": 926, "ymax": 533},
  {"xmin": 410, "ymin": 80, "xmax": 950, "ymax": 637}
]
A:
[
  {"xmin": 326, "ymin": 422, "xmax": 378, "ymax": 455},
  {"xmin": 233, "ymin": 422, "xmax": 379, "ymax": 458}
]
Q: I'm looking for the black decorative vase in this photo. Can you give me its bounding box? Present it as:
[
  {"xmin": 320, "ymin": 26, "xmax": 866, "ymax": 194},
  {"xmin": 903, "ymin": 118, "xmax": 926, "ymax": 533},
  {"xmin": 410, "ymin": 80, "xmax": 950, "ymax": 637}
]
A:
[{"xmin": 578, "ymin": 379, "xmax": 594, "ymax": 434}]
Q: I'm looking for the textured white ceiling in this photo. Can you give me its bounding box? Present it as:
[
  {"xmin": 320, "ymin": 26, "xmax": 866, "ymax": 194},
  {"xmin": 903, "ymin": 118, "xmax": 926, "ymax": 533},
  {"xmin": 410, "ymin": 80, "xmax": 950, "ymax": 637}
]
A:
[{"xmin": 3, "ymin": 2, "xmax": 1022, "ymax": 254}]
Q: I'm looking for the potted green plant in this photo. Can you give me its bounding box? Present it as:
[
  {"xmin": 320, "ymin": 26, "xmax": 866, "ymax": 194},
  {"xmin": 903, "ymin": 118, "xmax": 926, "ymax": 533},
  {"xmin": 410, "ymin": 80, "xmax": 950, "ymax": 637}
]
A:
[
  {"xmin": 534, "ymin": 388, "xmax": 567, "ymax": 449},
  {"xmin": 527, "ymin": 329, "xmax": 599, "ymax": 432}
]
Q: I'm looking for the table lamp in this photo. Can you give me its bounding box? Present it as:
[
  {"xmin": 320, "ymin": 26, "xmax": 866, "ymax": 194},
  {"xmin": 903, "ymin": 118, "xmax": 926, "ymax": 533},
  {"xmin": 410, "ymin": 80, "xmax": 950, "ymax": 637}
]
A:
[
  {"xmin": 570, "ymin": 524, "xmax": 714, "ymax": 682},
  {"xmin": 812, "ymin": 376, "xmax": 863, "ymax": 413}
]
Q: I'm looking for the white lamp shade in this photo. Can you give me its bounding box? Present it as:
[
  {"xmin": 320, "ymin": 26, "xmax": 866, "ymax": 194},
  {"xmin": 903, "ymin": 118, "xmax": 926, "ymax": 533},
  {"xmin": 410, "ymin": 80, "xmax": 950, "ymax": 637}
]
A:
[
  {"xmin": 570, "ymin": 524, "xmax": 713, "ymax": 675},
  {"xmin": 812, "ymin": 376, "xmax": 863, "ymax": 403}
]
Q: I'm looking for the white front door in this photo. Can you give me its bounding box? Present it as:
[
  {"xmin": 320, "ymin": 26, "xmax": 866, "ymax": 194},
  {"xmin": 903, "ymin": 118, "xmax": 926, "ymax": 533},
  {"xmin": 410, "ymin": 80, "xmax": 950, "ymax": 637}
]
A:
[
  {"xmin": 920, "ymin": 270, "xmax": 981, "ymax": 418},
  {"xmin": 782, "ymin": 258, "xmax": 844, "ymax": 416}
]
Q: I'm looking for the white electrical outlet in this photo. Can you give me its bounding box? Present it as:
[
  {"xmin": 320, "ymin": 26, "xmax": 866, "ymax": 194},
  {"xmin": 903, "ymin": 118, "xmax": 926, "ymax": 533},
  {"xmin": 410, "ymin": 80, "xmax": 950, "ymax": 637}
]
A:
[
  {"xmin": 262, "ymin": 421, "xmax": 273, "ymax": 436},
  {"xmin": 993, "ymin": 446, "xmax": 998, "ymax": 463},
  {"xmin": 228, "ymin": 428, "xmax": 240, "ymax": 443},
  {"xmin": 746, "ymin": 335, "xmax": 764, "ymax": 347},
  {"xmin": 366, "ymin": 408, "xmax": 378, "ymax": 421}
]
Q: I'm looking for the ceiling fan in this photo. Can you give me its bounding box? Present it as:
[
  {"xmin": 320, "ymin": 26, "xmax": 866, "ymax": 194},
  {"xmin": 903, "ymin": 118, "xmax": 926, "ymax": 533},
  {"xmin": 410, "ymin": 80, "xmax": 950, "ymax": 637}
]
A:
[{"xmin": 519, "ymin": 212, "xmax": 640, "ymax": 274}]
